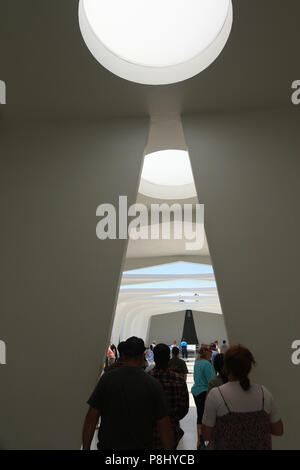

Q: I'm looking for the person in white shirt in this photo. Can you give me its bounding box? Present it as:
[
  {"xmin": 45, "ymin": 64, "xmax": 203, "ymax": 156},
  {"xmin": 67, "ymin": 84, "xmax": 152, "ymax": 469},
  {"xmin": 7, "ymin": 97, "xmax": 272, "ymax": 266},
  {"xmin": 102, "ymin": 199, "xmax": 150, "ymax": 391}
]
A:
[
  {"xmin": 210, "ymin": 343, "xmax": 218, "ymax": 365},
  {"xmin": 220, "ymin": 340, "xmax": 228, "ymax": 354},
  {"xmin": 202, "ymin": 344, "xmax": 283, "ymax": 450}
]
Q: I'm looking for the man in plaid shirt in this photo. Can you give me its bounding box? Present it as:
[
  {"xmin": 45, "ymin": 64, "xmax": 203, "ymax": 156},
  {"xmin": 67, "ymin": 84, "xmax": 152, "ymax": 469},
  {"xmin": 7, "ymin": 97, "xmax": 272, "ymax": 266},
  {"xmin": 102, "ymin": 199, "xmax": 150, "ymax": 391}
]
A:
[{"xmin": 149, "ymin": 343, "xmax": 189, "ymax": 449}]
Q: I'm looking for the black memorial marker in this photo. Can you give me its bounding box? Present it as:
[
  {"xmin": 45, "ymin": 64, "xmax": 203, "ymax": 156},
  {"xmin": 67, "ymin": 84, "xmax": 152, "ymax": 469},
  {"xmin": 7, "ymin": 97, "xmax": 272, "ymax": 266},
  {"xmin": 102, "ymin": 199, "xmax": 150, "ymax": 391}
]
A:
[{"xmin": 182, "ymin": 310, "xmax": 199, "ymax": 345}]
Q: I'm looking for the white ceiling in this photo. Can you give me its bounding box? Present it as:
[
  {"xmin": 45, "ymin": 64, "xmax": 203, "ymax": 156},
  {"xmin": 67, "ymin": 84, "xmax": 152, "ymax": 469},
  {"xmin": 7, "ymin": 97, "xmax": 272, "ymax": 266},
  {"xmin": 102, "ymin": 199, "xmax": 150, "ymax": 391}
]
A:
[{"xmin": 1, "ymin": 0, "xmax": 299, "ymax": 121}]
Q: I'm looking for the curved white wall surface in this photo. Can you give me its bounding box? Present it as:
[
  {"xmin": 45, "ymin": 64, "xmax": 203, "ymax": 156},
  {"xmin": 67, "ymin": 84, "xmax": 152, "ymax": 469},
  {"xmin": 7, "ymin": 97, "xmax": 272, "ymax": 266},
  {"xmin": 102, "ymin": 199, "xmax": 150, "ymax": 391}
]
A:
[{"xmin": 78, "ymin": 0, "xmax": 233, "ymax": 85}]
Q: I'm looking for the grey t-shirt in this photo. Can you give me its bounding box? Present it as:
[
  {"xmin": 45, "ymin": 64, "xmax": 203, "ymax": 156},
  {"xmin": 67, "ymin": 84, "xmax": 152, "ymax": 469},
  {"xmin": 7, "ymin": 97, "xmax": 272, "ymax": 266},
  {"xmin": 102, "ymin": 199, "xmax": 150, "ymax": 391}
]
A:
[{"xmin": 88, "ymin": 365, "xmax": 169, "ymax": 450}]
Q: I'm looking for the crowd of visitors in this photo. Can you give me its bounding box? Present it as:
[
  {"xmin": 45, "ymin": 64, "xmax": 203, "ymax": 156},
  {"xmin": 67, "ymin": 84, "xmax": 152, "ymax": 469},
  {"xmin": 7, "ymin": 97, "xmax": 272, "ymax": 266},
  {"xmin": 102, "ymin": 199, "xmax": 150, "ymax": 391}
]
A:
[{"xmin": 82, "ymin": 337, "xmax": 283, "ymax": 451}]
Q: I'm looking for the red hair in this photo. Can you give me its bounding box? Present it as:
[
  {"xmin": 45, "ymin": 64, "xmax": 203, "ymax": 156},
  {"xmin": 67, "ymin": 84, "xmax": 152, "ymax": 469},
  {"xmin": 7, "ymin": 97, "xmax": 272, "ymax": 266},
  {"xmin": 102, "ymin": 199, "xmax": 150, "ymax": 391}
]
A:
[{"xmin": 224, "ymin": 345, "xmax": 256, "ymax": 391}]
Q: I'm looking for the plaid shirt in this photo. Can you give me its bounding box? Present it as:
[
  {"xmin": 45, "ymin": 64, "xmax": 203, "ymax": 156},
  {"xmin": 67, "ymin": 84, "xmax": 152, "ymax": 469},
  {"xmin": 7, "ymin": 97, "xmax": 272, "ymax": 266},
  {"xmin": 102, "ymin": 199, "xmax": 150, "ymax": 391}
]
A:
[{"xmin": 149, "ymin": 367, "xmax": 189, "ymax": 449}]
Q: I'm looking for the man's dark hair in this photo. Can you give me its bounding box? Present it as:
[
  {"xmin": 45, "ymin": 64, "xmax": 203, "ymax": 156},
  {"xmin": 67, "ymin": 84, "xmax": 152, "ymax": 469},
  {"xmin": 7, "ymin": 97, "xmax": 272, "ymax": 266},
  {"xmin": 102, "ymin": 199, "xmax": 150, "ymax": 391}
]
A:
[
  {"xmin": 154, "ymin": 343, "xmax": 170, "ymax": 369},
  {"xmin": 123, "ymin": 337, "xmax": 146, "ymax": 358},
  {"xmin": 117, "ymin": 341, "xmax": 126, "ymax": 356},
  {"xmin": 223, "ymin": 340, "xmax": 227, "ymax": 344},
  {"xmin": 213, "ymin": 353, "xmax": 228, "ymax": 383},
  {"xmin": 172, "ymin": 347, "xmax": 180, "ymax": 357}
]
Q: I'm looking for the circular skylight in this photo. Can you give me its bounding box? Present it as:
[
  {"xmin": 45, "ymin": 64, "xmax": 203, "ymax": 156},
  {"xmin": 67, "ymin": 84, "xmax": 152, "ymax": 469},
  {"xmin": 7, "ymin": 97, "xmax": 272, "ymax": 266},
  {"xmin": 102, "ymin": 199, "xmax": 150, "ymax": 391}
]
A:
[
  {"xmin": 142, "ymin": 150, "xmax": 193, "ymax": 186},
  {"xmin": 78, "ymin": 0, "xmax": 233, "ymax": 85}
]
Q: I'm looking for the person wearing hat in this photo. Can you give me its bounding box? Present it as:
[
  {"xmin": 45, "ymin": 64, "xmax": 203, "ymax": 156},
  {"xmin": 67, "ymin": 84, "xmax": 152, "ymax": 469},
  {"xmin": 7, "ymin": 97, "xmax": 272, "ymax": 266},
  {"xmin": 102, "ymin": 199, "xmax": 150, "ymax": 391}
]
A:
[{"xmin": 82, "ymin": 336, "xmax": 174, "ymax": 450}]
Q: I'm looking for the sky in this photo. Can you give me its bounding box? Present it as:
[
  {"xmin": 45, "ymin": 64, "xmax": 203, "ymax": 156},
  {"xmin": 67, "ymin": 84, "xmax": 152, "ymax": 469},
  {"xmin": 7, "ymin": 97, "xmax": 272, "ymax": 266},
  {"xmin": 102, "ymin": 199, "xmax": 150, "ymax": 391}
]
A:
[
  {"xmin": 124, "ymin": 261, "xmax": 214, "ymax": 275},
  {"xmin": 122, "ymin": 262, "xmax": 216, "ymax": 290}
]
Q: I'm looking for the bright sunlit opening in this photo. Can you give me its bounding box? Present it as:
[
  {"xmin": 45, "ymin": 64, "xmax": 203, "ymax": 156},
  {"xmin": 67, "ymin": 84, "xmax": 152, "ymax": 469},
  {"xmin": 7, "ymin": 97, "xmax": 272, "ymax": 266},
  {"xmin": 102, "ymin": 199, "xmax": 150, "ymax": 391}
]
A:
[
  {"xmin": 79, "ymin": 0, "xmax": 233, "ymax": 84},
  {"xmin": 142, "ymin": 150, "xmax": 194, "ymax": 187}
]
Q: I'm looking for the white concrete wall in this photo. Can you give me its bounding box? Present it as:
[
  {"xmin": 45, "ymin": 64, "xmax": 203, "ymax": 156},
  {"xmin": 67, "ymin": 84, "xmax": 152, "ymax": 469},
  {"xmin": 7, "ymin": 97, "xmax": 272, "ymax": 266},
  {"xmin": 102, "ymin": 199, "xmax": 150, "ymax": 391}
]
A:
[
  {"xmin": 0, "ymin": 118, "xmax": 148, "ymax": 449},
  {"xmin": 183, "ymin": 109, "xmax": 300, "ymax": 449},
  {"xmin": 1, "ymin": 107, "xmax": 299, "ymax": 450},
  {"xmin": 147, "ymin": 310, "xmax": 227, "ymax": 347},
  {"xmin": 194, "ymin": 311, "xmax": 228, "ymax": 346}
]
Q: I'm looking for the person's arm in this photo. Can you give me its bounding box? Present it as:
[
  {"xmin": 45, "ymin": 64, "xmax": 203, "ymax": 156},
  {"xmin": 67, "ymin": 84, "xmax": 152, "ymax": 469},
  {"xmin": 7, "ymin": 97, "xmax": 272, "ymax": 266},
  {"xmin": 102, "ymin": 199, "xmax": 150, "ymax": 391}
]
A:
[
  {"xmin": 177, "ymin": 382, "xmax": 189, "ymax": 421},
  {"xmin": 202, "ymin": 424, "xmax": 214, "ymax": 442},
  {"xmin": 207, "ymin": 377, "xmax": 217, "ymax": 395},
  {"xmin": 157, "ymin": 416, "xmax": 174, "ymax": 450},
  {"xmin": 264, "ymin": 386, "xmax": 283, "ymax": 437},
  {"xmin": 82, "ymin": 406, "xmax": 101, "ymax": 450},
  {"xmin": 201, "ymin": 388, "xmax": 217, "ymax": 442},
  {"xmin": 179, "ymin": 360, "xmax": 188, "ymax": 382},
  {"xmin": 205, "ymin": 362, "xmax": 216, "ymax": 384},
  {"xmin": 183, "ymin": 362, "xmax": 189, "ymax": 380},
  {"xmin": 271, "ymin": 420, "xmax": 284, "ymax": 436}
]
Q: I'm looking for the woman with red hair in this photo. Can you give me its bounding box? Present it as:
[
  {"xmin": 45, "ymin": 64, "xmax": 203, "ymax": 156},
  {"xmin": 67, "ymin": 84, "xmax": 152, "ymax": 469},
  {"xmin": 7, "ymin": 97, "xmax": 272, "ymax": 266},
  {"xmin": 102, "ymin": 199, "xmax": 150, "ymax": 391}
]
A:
[{"xmin": 202, "ymin": 345, "xmax": 283, "ymax": 450}]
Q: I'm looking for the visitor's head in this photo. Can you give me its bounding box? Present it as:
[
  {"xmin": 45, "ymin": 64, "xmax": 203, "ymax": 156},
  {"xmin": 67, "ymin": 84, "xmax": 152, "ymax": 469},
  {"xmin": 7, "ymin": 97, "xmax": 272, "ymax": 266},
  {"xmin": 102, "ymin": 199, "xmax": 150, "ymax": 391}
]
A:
[
  {"xmin": 117, "ymin": 341, "xmax": 126, "ymax": 359},
  {"xmin": 172, "ymin": 346, "xmax": 180, "ymax": 357},
  {"xmin": 224, "ymin": 344, "xmax": 256, "ymax": 391},
  {"xmin": 223, "ymin": 340, "xmax": 227, "ymax": 344},
  {"xmin": 210, "ymin": 343, "xmax": 216, "ymax": 351},
  {"xmin": 154, "ymin": 343, "xmax": 171, "ymax": 369},
  {"xmin": 173, "ymin": 340, "xmax": 177, "ymax": 345},
  {"xmin": 213, "ymin": 353, "xmax": 225, "ymax": 375},
  {"xmin": 199, "ymin": 345, "xmax": 212, "ymax": 361},
  {"xmin": 123, "ymin": 337, "xmax": 146, "ymax": 366}
]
